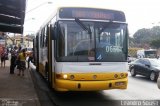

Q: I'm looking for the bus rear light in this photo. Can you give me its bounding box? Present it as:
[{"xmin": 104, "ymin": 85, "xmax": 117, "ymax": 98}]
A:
[
  {"xmin": 56, "ymin": 74, "xmax": 68, "ymax": 79},
  {"xmin": 70, "ymin": 75, "xmax": 75, "ymax": 80},
  {"xmin": 114, "ymin": 74, "xmax": 118, "ymax": 78}
]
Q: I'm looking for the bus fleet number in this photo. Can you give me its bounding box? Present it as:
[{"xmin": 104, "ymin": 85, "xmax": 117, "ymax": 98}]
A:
[{"xmin": 106, "ymin": 46, "xmax": 122, "ymax": 53}]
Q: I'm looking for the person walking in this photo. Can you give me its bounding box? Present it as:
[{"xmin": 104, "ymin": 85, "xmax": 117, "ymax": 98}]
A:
[{"xmin": 17, "ymin": 49, "xmax": 27, "ymax": 76}]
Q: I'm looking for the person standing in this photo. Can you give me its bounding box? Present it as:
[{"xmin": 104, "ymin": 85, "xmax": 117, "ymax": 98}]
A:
[
  {"xmin": 0, "ymin": 47, "xmax": 7, "ymax": 68},
  {"xmin": 10, "ymin": 49, "xmax": 17, "ymax": 74},
  {"xmin": 27, "ymin": 52, "xmax": 33, "ymax": 69},
  {"xmin": 17, "ymin": 49, "xmax": 27, "ymax": 76}
]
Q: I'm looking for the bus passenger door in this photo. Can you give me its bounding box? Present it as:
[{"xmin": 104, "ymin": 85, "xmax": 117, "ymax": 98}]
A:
[{"xmin": 47, "ymin": 25, "xmax": 53, "ymax": 87}]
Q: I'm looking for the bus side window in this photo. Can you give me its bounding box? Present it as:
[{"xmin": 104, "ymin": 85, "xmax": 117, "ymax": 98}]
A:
[
  {"xmin": 45, "ymin": 25, "xmax": 49, "ymax": 47},
  {"xmin": 50, "ymin": 24, "xmax": 57, "ymax": 40}
]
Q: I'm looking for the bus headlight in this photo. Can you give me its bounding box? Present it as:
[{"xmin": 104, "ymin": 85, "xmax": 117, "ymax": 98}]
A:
[{"xmin": 63, "ymin": 74, "xmax": 68, "ymax": 79}]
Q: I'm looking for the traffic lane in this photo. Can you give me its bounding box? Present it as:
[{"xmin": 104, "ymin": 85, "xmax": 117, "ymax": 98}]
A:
[
  {"xmin": 31, "ymin": 67, "xmax": 159, "ymax": 106},
  {"xmin": 103, "ymin": 74, "xmax": 160, "ymax": 100},
  {"xmin": 53, "ymin": 91, "xmax": 119, "ymax": 106},
  {"xmin": 53, "ymin": 74, "xmax": 160, "ymax": 106},
  {"xmin": 129, "ymin": 75, "xmax": 160, "ymax": 99}
]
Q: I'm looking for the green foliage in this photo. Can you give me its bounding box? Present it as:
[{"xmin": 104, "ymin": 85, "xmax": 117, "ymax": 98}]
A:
[
  {"xmin": 129, "ymin": 36, "xmax": 136, "ymax": 47},
  {"xmin": 150, "ymin": 39, "xmax": 160, "ymax": 49},
  {"xmin": 132, "ymin": 26, "xmax": 160, "ymax": 48}
]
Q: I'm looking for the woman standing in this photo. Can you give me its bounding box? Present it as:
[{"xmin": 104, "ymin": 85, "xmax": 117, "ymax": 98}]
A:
[{"xmin": 17, "ymin": 49, "xmax": 26, "ymax": 76}]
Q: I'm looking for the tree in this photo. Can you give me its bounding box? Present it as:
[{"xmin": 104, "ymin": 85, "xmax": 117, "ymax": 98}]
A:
[
  {"xmin": 132, "ymin": 26, "xmax": 160, "ymax": 48},
  {"xmin": 128, "ymin": 36, "xmax": 135, "ymax": 47},
  {"xmin": 150, "ymin": 39, "xmax": 160, "ymax": 49}
]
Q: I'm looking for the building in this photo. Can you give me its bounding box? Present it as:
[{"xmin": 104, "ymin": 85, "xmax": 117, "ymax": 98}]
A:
[{"xmin": 6, "ymin": 34, "xmax": 33, "ymax": 49}]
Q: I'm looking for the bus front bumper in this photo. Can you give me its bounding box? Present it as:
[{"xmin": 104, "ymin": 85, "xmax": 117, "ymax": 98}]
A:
[{"xmin": 54, "ymin": 78, "xmax": 128, "ymax": 91}]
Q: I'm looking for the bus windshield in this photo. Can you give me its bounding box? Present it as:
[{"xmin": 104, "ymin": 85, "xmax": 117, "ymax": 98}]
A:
[{"xmin": 56, "ymin": 20, "xmax": 128, "ymax": 62}]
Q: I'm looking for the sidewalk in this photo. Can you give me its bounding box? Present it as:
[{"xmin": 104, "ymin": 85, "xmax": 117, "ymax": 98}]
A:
[{"xmin": 0, "ymin": 60, "xmax": 40, "ymax": 106}]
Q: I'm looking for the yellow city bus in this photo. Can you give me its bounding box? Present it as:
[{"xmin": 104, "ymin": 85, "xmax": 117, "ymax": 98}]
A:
[{"xmin": 34, "ymin": 7, "xmax": 129, "ymax": 91}]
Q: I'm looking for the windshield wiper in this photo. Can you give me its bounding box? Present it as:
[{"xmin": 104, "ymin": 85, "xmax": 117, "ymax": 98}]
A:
[
  {"xmin": 75, "ymin": 18, "xmax": 94, "ymax": 51},
  {"xmin": 75, "ymin": 18, "xmax": 91, "ymax": 34},
  {"xmin": 75, "ymin": 18, "xmax": 92, "ymax": 43}
]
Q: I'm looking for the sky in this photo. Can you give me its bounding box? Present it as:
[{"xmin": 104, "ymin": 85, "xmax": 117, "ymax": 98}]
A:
[{"xmin": 23, "ymin": 0, "xmax": 160, "ymax": 36}]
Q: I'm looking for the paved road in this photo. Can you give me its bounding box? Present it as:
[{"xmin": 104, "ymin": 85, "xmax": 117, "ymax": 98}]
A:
[
  {"xmin": 32, "ymin": 70, "xmax": 160, "ymax": 106},
  {"xmin": 103, "ymin": 74, "xmax": 160, "ymax": 100}
]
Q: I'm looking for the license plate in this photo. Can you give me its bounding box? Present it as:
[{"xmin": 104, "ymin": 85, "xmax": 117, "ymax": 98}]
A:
[{"xmin": 115, "ymin": 82, "xmax": 125, "ymax": 86}]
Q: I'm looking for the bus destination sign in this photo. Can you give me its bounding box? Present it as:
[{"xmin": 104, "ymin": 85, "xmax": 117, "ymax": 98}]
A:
[{"xmin": 59, "ymin": 7, "xmax": 126, "ymax": 22}]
